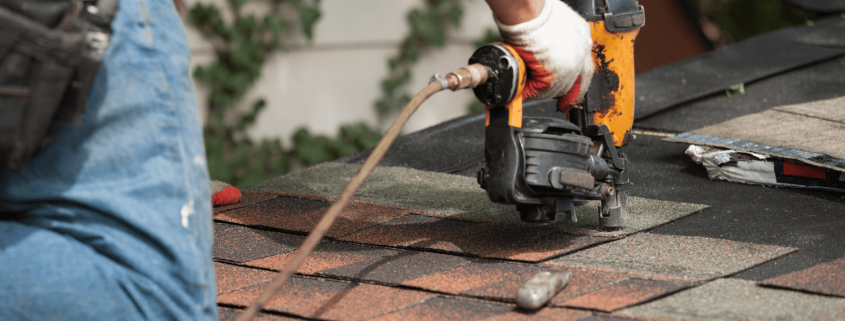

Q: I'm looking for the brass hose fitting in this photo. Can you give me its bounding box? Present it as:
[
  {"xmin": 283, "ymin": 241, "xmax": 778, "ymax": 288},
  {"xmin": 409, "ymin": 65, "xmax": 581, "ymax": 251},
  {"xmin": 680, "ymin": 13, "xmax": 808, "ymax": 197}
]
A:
[{"xmin": 445, "ymin": 63, "xmax": 490, "ymax": 91}]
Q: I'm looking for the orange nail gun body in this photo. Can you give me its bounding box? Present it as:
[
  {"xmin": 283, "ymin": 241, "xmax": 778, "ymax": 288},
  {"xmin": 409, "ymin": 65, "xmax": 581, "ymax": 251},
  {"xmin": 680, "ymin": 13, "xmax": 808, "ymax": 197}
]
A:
[{"xmin": 474, "ymin": 0, "xmax": 644, "ymax": 228}]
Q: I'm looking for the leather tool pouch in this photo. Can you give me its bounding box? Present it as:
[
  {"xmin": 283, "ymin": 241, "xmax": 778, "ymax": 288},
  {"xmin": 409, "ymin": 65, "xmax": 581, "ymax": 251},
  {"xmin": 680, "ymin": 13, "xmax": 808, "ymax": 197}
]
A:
[{"xmin": 0, "ymin": 0, "xmax": 117, "ymax": 170}]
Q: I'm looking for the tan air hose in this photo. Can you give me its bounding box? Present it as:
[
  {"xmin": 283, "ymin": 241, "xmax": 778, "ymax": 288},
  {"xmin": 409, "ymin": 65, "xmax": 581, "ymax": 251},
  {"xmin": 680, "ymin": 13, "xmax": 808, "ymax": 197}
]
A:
[{"xmin": 236, "ymin": 64, "xmax": 489, "ymax": 321}]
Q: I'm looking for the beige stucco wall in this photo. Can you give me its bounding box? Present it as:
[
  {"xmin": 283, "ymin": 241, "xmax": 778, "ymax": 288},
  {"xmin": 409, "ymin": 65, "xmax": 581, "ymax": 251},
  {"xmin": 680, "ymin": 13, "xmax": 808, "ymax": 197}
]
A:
[{"xmin": 183, "ymin": 0, "xmax": 497, "ymax": 145}]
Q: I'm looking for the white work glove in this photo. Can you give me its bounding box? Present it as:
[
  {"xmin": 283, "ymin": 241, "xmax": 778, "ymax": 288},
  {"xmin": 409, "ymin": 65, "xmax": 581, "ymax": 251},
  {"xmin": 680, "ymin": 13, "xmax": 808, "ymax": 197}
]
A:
[{"xmin": 495, "ymin": 0, "xmax": 593, "ymax": 110}]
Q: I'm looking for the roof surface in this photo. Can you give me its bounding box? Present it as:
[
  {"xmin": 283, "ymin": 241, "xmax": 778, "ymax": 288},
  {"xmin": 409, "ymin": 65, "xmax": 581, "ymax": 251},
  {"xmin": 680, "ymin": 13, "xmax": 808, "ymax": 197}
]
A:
[{"xmin": 214, "ymin": 15, "xmax": 845, "ymax": 321}]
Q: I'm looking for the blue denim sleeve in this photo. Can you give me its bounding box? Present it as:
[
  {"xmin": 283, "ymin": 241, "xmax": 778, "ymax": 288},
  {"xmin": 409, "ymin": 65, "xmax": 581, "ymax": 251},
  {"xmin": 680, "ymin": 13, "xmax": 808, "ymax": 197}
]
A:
[{"xmin": 0, "ymin": 0, "xmax": 217, "ymax": 320}]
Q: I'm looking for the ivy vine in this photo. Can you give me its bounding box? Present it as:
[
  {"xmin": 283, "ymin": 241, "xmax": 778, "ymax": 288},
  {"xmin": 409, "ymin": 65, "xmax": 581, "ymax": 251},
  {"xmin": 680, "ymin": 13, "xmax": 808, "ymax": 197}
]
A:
[
  {"xmin": 373, "ymin": 0, "xmax": 463, "ymax": 124},
  {"xmin": 188, "ymin": 0, "xmax": 499, "ymax": 187},
  {"xmin": 189, "ymin": 0, "xmax": 326, "ymax": 187},
  {"xmin": 190, "ymin": 0, "xmax": 381, "ymax": 187}
]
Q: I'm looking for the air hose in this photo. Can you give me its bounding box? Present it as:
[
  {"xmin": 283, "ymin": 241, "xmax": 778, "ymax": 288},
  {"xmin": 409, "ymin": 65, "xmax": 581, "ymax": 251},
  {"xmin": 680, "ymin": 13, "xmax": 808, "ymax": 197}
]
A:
[{"xmin": 236, "ymin": 64, "xmax": 490, "ymax": 321}]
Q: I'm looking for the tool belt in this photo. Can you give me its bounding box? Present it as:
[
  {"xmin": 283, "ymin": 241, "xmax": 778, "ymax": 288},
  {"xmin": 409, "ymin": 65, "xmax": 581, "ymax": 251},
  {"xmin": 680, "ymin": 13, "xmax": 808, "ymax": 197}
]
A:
[{"xmin": 0, "ymin": 0, "xmax": 117, "ymax": 170}]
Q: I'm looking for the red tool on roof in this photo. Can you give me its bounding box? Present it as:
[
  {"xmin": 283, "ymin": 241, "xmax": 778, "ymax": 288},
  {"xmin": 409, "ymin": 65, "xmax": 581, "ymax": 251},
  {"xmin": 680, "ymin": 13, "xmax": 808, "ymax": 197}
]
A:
[{"xmin": 211, "ymin": 180, "xmax": 242, "ymax": 207}]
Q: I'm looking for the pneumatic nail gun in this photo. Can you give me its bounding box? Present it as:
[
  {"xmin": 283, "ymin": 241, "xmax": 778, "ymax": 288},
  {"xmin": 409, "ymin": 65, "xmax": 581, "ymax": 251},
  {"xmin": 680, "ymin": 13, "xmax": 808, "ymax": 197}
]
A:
[{"xmin": 473, "ymin": 0, "xmax": 644, "ymax": 228}]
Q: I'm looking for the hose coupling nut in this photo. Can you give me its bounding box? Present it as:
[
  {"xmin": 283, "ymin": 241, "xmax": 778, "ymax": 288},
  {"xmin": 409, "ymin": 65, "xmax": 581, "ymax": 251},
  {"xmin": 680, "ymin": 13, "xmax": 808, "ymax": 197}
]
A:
[{"xmin": 446, "ymin": 64, "xmax": 489, "ymax": 91}]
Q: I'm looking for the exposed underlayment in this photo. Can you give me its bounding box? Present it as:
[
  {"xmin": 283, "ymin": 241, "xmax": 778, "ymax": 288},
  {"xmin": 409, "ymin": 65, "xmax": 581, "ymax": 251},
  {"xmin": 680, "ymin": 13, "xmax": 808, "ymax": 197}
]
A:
[
  {"xmin": 616, "ymin": 278, "xmax": 845, "ymax": 320},
  {"xmin": 759, "ymin": 257, "xmax": 845, "ymax": 298},
  {"xmin": 548, "ymin": 233, "xmax": 796, "ymax": 281},
  {"xmin": 246, "ymin": 163, "xmax": 709, "ymax": 237}
]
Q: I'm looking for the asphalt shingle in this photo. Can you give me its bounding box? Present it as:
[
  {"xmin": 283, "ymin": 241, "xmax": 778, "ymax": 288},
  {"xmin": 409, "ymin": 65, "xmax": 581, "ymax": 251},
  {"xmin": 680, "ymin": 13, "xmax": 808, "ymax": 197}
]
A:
[
  {"xmin": 541, "ymin": 265, "xmax": 646, "ymax": 305},
  {"xmin": 616, "ymin": 278, "xmax": 845, "ymax": 320},
  {"xmin": 245, "ymin": 239, "xmax": 473, "ymax": 284},
  {"xmin": 759, "ymin": 257, "xmax": 845, "ymax": 298},
  {"xmin": 485, "ymin": 307, "xmax": 593, "ymax": 321},
  {"xmin": 214, "ymin": 195, "xmax": 408, "ymax": 238},
  {"xmin": 556, "ymin": 278, "xmax": 689, "ymax": 312},
  {"xmin": 243, "ymin": 240, "xmax": 396, "ymax": 274},
  {"xmin": 483, "ymin": 233, "xmax": 613, "ymax": 262},
  {"xmin": 213, "ymin": 223, "xmax": 303, "ymax": 263},
  {"xmin": 339, "ymin": 214, "xmax": 558, "ymax": 256},
  {"xmin": 218, "ymin": 276, "xmax": 434, "ymax": 320},
  {"xmin": 401, "ymin": 260, "xmax": 545, "ymax": 300},
  {"xmin": 248, "ymin": 163, "xmax": 709, "ymax": 237},
  {"xmin": 369, "ymin": 297, "xmax": 514, "ymax": 321},
  {"xmin": 215, "ymin": 262, "xmax": 275, "ymax": 295},
  {"xmin": 214, "ymin": 191, "xmax": 280, "ymax": 214},
  {"xmin": 548, "ymin": 233, "xmax": 796, "ymax": 281},
  {"xmin": 248, "ymin": 163, "xmax": 513, "ymax": 218},
  {"xmin": 318, "ymin": 250, "xmax": 472, "ymax": 285},
  {"xmin": 218, "ymin": 307, "xmax": 298, "ymax": 321}
]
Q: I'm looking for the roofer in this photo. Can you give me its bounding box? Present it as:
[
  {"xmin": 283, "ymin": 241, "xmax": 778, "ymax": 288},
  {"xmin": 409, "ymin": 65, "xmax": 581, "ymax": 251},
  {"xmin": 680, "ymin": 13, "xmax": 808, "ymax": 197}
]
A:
[{"xmin": 0, "ymin": 0, "xmax": 590, "ymax": 319}]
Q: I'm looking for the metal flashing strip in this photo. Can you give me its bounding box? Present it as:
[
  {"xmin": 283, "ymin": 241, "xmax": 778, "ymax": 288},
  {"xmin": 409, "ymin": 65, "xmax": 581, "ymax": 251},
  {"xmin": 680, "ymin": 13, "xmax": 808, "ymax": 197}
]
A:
[{"xmin": 666, "ymin": 132, "xmax": 845, "ymax": 172}]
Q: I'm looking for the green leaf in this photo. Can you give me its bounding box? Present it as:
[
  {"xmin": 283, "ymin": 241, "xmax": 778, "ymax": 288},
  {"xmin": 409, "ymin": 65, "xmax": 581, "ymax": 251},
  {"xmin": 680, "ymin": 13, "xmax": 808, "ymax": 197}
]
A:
[
  {"xmin": 375, "ymin": 99, "xmax": 392, "ymax": 116},
  {"xmin": 725, "ymin": 82, "xmax": 745, "ymax": 98},
  {"xmin": 234, "ymin": 15, "xmax": 261, "ymax": 38},
  {"xmin": 293, "ymin": 0, "xmax": 322, "ymax": 41},
  {"xmin": 237, "ymin": 99, "xmax": 266, "ymax": 130},
  {"xmin": 331, "ymin": 140, "xmax": 359, "ymax": 158},
  {"xmin": 263, "ymin": 15, "xmax": 289, "ymax": 49}
]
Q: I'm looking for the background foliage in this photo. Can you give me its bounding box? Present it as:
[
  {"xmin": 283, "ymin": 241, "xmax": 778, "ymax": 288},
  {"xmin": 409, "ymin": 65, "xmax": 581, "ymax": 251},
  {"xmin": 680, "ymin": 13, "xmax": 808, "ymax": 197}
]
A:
[
  {"xmin": 189, "ymin": 0, "xmax": 386, "ymax": 187},
  {"xmin": 189, "ymin": 0, "xmax": 485, "ymax": 187}
]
